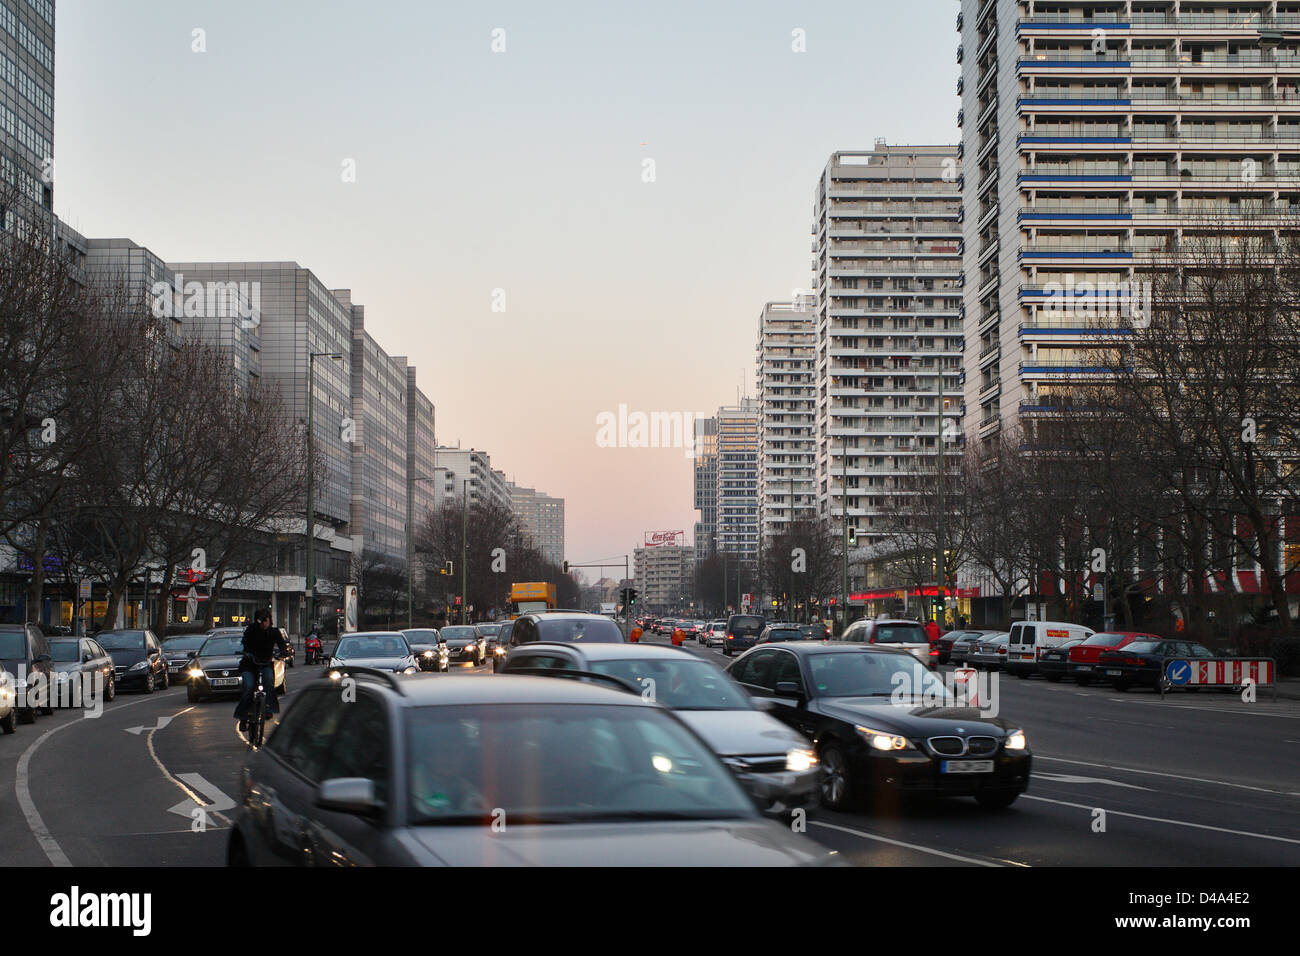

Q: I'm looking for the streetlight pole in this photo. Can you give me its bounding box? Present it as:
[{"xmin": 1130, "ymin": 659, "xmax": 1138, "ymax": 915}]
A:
[
  {"xmin": 935, "ymin": 362, "xmax": 947, "ymax": 627},
  {"xmin": 841, "ymin": 431, "xmax": 849, "ymax": 635},
  {"xmin": 305, "ymin": 351, "xmax": 343, "ymax": 637},
  {"xmin": 461, "ymin": 478, "xmax": 469, "ymax": 625}
]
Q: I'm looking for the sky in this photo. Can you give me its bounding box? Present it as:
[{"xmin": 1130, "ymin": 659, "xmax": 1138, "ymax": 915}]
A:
[{"xmin": 53, "ymin": 0, "xmax": 958, "ymax": 565}]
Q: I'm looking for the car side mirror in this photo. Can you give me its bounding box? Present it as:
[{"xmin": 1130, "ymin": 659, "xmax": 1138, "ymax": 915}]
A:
[
  {"xmin": 774, "ymin": 681, "xmax": 804, "ymax": 700},
  {"xmin": 82, "ymin": 654, "xmax": 92, "ymax": 664},
  {"xmin": 316, "ymin": 778, "xmax": 384, "ymax": 817}
]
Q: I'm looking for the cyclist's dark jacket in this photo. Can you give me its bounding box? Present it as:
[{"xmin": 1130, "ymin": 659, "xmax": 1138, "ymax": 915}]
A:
[{"xmin": 241, "ymin": 623, "xmax": 288, "ymax": 667}]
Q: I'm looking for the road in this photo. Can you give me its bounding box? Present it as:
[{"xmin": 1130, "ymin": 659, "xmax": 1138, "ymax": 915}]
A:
[{"xmin": 1, "ymin": 640, "xmax": 1296, "ymax": 867}]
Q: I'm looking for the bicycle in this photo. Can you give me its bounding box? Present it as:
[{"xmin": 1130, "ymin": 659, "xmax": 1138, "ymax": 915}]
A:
[{"xmin": 244, "ymin": 655, "xmax": 279, "ymax": 749}]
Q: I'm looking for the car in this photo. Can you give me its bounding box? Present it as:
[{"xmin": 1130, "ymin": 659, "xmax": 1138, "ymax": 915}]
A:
[
  {"xmin": 0, "ymin": 667, "xmax": 15, "ymax": 734},
  {"xmin": 725, "ymin": 642, "xmax": 1031, "ymax": 811},
  {"xmin": 0, "ymin": 623, "xmax": 57, "ymax": 722},
  {"xmin": 507, "ymin": 611, "xmax": 626, "ymax": 648},
  {"xmin": 491, "ymin": 621, "xmax": 514, "ymax": 670},
  {"xmin": 723, "ymin": 613, "xmax": 766, "ymax": 657},
  {"xmin": 401, "ymin": 629, "xmax": 450, "ymax": 673},
  {"xmin": 161, "ymin": 634, "xmax": 210, "ymax": 682},
  {"xmin": 439, "ymin": 625, "xmax": 486, "ymax": 665},
  {"xmin": 968, "ymin": 633, "xmax": 1011, "ymax": 671},
  {"xmin": 756, "ymin": 624, "xmax": 813, "ymax": 645},
  {"xmin": 1035, "ymin": 638, "xmax": 1087, "ymax": 682},
  {"xmin": 327, "ymin": 631, "xmax": 419, "ymax": 677},
  {"xmin": 476, "ymin": 623, "xmax": 506, "ymax": 659},
  {"xmin": 935, "ymin": 629, "xmax": 986, "ymax": 665},
  {"xmin": 840, "ymin": 618, "xmax": 936, "ymax": 668},
  {"xmin": 186, "ymin": 632, "xmax": 288, "ymax": 702},
  {"xmin": 1098, "ymin": 639, "xmax": 1217, "ymax": 692},
  {"xmin": 227, "ymin": 670, "xmax": 835, "ymax": 866},
  {"xmin": 499, "ymin": 641, "xmax": 820, "ymax": 812},
  {"xmin": 276, "ymin": 627, "xmax": 295, "ymax": 667},
  {"xmin": 948, "ymin": 631, "xmax": 990, "ymax": 666},
  {"xmin": 802, "ymin": 622, "xmax": 831, "ymax": 641},
  {"xmin": 1005, "ymin": 621, "xmax": 1094, "ymax": 678},
  {"xmin": 1066, "ymin": 632, "xmax": 1159, "ymax": 685},
  {"xmin": 47, "ymin": 637, "xmax": 117, "ymax": 706},
  {"xmin": 92, "ymin": 628, "xmax": 169, "ymax": 694},
  {"xmin": 704, "ymin": 620, "xmax": 727, "ymax": 648}
]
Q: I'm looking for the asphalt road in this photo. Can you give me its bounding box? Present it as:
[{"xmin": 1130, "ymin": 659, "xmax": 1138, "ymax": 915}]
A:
[{"xmin": 1, "ymin": 641, "xmax": 1296, "ymax": 867}]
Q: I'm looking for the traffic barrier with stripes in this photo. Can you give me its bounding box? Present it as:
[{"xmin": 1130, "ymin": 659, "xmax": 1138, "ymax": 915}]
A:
[{"xmin": 1158, "ymin": 657, "xmax": 1277, "ymax": 699}]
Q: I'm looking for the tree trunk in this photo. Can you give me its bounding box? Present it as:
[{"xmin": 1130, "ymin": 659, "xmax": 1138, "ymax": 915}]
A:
[
  {"xmin": 1253, "ymin": 518, "xmax": 1293, "ymax": 631},
  {"xmin": 24, "ymin": 518, "xmax": 49, "ymax": 625}
]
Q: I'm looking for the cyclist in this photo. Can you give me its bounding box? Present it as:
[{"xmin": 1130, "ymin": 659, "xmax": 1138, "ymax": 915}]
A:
[{"xmin": 235, "ymin": 609, "xmax": 288, "ymax": 732}]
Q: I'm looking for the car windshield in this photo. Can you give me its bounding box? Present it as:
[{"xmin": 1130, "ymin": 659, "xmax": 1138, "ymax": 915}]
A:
[
  {"xmin": 199, "ymin": 636, "xmax": 244, "ymax": 656},
  {"xmin": 1123, "ymin": 641, "xmax": 1161, "ymax": 654},
  {"xmin": 497, "ymin": 623, "xmax": 514, "ymax": 638},
  {"xmin": 49, "ymin": 641, "xmax": 80, "ymax": 662},
  {"xmin": 163, "ymin": 636, "xmax": 206, "ymax": 651},
  {"xmin": 729, "ymin": 616, "xmax": 763, "ymax": 635},
  {"xmin": 476, "ymin": 625, "xmax": 501, "ymax": 637},
  {"xmin": 766, "ymin": 629, "xmax": 803, "ymax": 642},
  {"xmin": 440, "ymin": 627, "xmax": 477, "ymax": 641},
  {"xmin": 872, "ymin": 624, "xmax": 927, "ymax": 644},
  {"xmin": 335, "ymin": 635, "xmax": 409, "ymax": 659},
  {"xmin": 1082, "ymin": 632, "xmax": 1127, "ymax": 646},
  {"xmin": 535, "ymin": 618, "xmax": 624, "ymax": 643},
  {"xmin": 808, "ymin": 651, "xmax": 951, "ymax": 699},
  {"xmin": 96, "ymin": 630, "xmax": 146, "ymax": 650},
  {"xmin": 588, "ymin": 659, "xmax": 753, "ymax": 710},
  {"xmin": 982, "ymin": 635, "xmax": 1010, "ymax": 646},
  {"xmin": 405, "ymin": 703, "xmax": 755, "ymax": 824},
  {"xmin": 403, "ymin": 630, "xmax": 440, "ymax": 642}
]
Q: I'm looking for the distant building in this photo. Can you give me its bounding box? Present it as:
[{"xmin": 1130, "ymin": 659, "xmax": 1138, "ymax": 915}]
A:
[
  {"xmin": 508, "ymin": 482, "xmax": 566, "ymax": 567},
  {"xmin": 634, "ymin": 544, "xmax": 695, "ymax": 610}
]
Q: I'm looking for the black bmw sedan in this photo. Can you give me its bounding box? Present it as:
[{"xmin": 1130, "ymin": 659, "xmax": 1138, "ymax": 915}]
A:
[{"xmin": 725, "ymin": 642, "xmax": 1031, "ymax": 811}]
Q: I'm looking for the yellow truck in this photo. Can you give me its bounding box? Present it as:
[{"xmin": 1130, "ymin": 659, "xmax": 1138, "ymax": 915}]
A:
[{"xmin": 509, "ymin": 581, "xmax": 557, "ymax": 618}]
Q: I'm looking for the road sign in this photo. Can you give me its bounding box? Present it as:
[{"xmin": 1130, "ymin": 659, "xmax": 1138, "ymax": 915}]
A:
[
  {"xmin": 78, "ymin": 578, "xmax": 91, "ymax": 600},
  {"xmin": 454, "ymin": 596, "xmax": 462, "ymax": 606},
  {"xmin": 1165, "ymin": 659, "xmax": 1191, "ymax": 686}
]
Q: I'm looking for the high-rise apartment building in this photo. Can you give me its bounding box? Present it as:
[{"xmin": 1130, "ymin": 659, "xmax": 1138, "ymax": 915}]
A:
[
  {"xmin": 714, "ymin": 400, "xmax": 761, "ymax": 560},
  {"xmin": 693, "ymin": 416, "xmax": 718, "ymax": 564},
  {"xmin": 0, "ymin": 0, "xmax": 54, "ymax": 224},
  {"xmin": 633, "ymin": 543, "xmax": 695, "ymax": 609},
  {"xmin": 508, "ymin": 482, "xmax": 566, "ymax": 566},
  {"xmin": 168, "ymin": 261, "xmax": 357, "ymax": 604},
  {"xmin": 756, "ymin": 297, "xmax": 817, "ymax": 549},
  {"xmin": 347, "ymin": 300, "xmax": 408, "ymax": 565},
  {"xmin": 958, "ymin": 0, "xmax": 1300, "ymax": 453},
  {"xmin": 431, "ymin": 446, "xmax": 511, "ymax": 512},
  {"xmin": 812, "ymin": 145, "xmax": 964, "ymax": 547}
]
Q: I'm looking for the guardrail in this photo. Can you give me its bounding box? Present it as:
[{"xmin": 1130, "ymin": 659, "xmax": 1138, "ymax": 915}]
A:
[{"xmin": 1158, "ymin": 656, "xmax": 1277, "ymax": 700}]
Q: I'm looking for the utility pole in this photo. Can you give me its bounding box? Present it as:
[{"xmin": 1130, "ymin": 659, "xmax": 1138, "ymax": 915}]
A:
[
  {"xmin": 935, "ymin": 363, "xmax": 947, "ymax": 627},
  {"xmin": 460, "ymin": 478, "xmax": 468, "ymax": 625},
  {"xmin": 841, "ymin": 432, "xmax": 849, "ymax": 635}
]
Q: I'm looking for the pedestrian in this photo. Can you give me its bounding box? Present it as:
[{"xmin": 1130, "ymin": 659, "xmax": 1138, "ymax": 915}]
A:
[{"xmin": 924, "ymin": 617, "xmax": 941, "ymax": 644}]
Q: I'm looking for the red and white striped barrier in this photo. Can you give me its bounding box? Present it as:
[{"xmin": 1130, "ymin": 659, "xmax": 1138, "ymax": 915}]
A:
[{"xmin": 1186, "ymin": 659, "xmax": 1273, "ymax": 687}]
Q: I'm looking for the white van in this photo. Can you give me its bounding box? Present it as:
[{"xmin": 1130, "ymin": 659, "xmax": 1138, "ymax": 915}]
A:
[{"xmin": 1005, "ymin": 621, "xmax": 1093, "ymax": 677}]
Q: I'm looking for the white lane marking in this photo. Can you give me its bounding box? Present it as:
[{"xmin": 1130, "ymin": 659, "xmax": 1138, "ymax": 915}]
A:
[
  {"xmin": 144, "ymin": 706, "xmax": 234, "ymax": 827},
  {"xmin": 125, "ymin": 716, "xmax": 173, "ymax": 735},
  {"xmin": 15, "ymin": 695, "xmax": 160, "ymax": 866},
  {"xmin": 1035, "ymin": 755, "xmax": 1300, "ymax": 798},
  {"xmin": 1034, "ymin": 772, "xmax": 1152, "ymax": 791},
  {"xmin": 1022, "ymin": 795, "xmax": 1300, "ymax": 845},
  {"xmin": 809, "ymin": 820, "xmax": 1006, "ymax": 867}
]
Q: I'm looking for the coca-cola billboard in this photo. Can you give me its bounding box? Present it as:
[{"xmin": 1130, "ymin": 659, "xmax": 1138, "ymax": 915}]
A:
[{"xmin": 644, "ymin": 530, "xmax": 685, "ymax": 547}]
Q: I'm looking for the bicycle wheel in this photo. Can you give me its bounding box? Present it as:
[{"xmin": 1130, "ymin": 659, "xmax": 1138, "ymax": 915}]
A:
[{"xmin": 248, "ymin": 692, "xmax": 265, "ymax": 748}]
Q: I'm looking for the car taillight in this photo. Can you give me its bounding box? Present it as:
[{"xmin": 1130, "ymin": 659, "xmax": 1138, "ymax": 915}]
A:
[
  {"xmin": 998, "ymin": 646, "xmax": 1007, "ymax": 654},
  {"xmin": 929, "ymin": 647, "xmax": 939, "ymax": 656}
]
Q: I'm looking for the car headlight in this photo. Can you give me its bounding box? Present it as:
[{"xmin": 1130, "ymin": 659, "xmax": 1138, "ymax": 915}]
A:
[
  {"xmin": 856, "ymin": 725, "xmax": 915, "ymax": 751},
  {"xmin": 130, "ymin": 660, "xmax": 148, "ymax": 671},
  {"xmin": 402, "ymin": 666, "xmax": 417, "ymax": 674},
  {"xmin": 328, "ymin": 669, "xmax": 342, "ymax": 681},
  {"xmin": 1005, "ymin": 729, "xmax": 1028, "ymax": 751},
  {"xmin": 422, "ymin": 650, "xmax": 434, "ymax": 658},
  {"xmin": 494, "ymin": 646, "xmax": 505, "ymax": 655},
  {"xmin": 785, "ymin": 748, "xmax": 818, "ymax": 772},
  {"xmin": 187, "ymin": 667, "xmax": 204, "ymax": 679}
]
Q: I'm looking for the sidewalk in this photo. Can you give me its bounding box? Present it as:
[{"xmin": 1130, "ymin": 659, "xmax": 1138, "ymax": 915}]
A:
[{"xmin": 1273, "ymin": 677, "xmax": 1300, "ymax": 701}]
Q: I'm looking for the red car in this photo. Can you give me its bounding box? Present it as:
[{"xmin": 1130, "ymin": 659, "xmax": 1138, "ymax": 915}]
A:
[{"xmin": 1067, "ymin": 631, "xmax": 1160, "ymax": 686}]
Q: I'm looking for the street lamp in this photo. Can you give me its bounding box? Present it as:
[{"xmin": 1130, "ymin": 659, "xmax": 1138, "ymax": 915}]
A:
[{"xmin": 305, "ymin": 351, "xmax": 344, "ymax": 636}]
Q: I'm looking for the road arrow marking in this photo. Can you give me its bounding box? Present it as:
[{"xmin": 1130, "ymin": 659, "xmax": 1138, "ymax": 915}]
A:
[
  {"xmin": 166, "ymin": 773, "xmax": 235, "ymax": 818},
  {"xmin": 124, "ymin": 715, "xmax": 173, "ymax": 735}
]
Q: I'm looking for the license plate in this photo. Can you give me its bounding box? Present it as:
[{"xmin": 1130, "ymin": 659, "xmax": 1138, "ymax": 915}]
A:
[
  {"xmin": 942, "ymin": 760, "xmax": 994, "ymax": 774},
  {"xmin": 1075, "ymin": 665, "xmax": 1091, "ymax": 671},
  {"xmin": 1105, "ymin": 669, "xmax": 1122, "ymax": 676},
  {"xmin": 212, "ymin": 677, "xmax": 240, "ymax": 687}
]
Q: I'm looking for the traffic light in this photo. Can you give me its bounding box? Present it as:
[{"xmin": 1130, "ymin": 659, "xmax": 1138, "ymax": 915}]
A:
[
  {"xmin": 628, "ymin": 588, "xmax": 637, "ymax": 606},
  {"xmin": 848, "ymin": 527, "xmax": 858, "ymax": 546},
  {"xmin": 562, "ymin": 560, "xmax": 570, "ymax": 574},
  {"xmin": 439, "ymin": 560, "xmax": 453, "ymax": 576}
]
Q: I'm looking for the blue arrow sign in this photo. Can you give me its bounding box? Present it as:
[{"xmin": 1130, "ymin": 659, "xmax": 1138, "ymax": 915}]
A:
[{"xmin": 1165, "ymin": 660, "xmax": 1191, "ymax": 686}]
